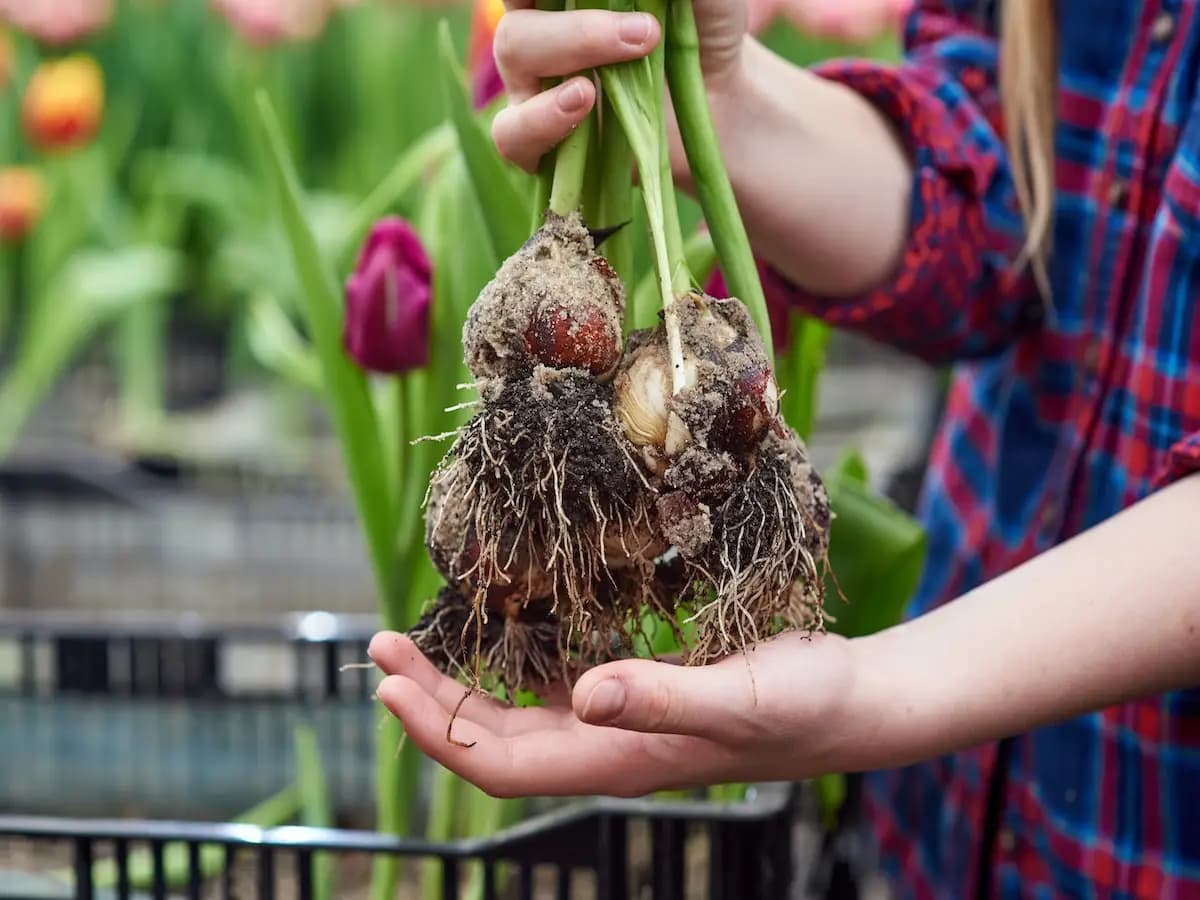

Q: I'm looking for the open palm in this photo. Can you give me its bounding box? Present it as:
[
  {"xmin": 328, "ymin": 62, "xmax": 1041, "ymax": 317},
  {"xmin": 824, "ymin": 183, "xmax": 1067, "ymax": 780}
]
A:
[{"xmin": 370, "ymin": 628, "xmax": 858, "ymax": 798}]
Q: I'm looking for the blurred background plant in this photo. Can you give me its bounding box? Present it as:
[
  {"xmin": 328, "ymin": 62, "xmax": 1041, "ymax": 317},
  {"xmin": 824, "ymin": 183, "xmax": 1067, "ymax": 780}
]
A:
[{"xmin": 0, "ymin": 1, "xmax": 930, "ymax": 897}]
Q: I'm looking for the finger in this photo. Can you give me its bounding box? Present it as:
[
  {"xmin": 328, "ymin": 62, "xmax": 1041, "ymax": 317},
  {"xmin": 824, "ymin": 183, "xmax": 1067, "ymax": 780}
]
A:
[
  {"xmin": 492, "ymin": 77, "xmax": 595, "ymax": 172},
  {"xmin": 369, "ymin": 632, "xmax": 570, "ymax": 736},
  {"xmin": 493, "ymin": 9, "xmax": 658, "ymax": 102},
  {"xmin": 379, "ymin": 674, "xmax": 720, "ymax": 798},
  {"xmin": 377, "ymin": 674, "xmax": 504, "ymax": 767},
  {"xmin": 571, "ymin": 656, "xmax": 758, "ymax": 741}
]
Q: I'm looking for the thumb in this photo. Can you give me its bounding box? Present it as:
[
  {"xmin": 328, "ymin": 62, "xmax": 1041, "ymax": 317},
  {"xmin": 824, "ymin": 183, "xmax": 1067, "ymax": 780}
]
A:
[{"xmin": 571, "ymin": 658, "xmax": 752, "ymax": 740}]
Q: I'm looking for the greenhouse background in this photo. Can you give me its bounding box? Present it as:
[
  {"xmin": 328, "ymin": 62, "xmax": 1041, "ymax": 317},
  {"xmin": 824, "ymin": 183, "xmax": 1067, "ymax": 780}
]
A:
[{"xmin": 0, "ymin": 1, "xmax": 937, "ymax": 897}]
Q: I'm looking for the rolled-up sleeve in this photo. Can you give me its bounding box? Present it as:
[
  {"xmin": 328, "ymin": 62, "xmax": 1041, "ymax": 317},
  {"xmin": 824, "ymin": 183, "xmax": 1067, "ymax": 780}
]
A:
[
  {"xmin": 1156, "ymin": 432, "xmax": 1200, "ymax": 486},
  {"xmin": 770, "ymin": 1, "xmax": 1044, "ymax": 365}
]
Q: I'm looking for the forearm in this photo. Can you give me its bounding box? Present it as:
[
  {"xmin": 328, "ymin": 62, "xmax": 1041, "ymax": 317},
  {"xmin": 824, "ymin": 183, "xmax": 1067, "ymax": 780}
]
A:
[
  {"xmin": 695, "ymin": 39, "xmax": 913, "ymax": 297},
  {"xmin": 838, "ymin": 474, "xmax": 1200, "ymax": 772}
]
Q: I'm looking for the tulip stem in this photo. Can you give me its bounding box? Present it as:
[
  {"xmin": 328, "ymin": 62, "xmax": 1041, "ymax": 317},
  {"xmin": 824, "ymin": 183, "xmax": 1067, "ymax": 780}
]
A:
[
  {"xmin": 664, "ymin": 0, "xmax": 773, "ymax": 364},
  {"xmin": 595, "ymin": 94, "xmax": 637, "ymax": 324},
  {"xmin": 532, "ymin": 0, "xmax": 568, "ymax": 230},
  {"xmin": 599, "ymin": 0, "xmax": 689, "ymax": 392},
  {"xmin": 548, "ymin": 103, "xmax": 594, "ymax": 217}
]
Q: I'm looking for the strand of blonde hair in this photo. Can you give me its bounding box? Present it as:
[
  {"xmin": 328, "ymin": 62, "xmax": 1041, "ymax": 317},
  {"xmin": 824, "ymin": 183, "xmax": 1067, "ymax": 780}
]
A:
[{"xmin": 999, "ymin": 0, "xmax": 1058, "ymax": 301}]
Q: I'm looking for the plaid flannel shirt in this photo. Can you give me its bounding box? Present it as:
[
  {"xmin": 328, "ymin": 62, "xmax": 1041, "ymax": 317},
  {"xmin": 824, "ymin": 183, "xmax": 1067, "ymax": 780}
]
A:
[{"xmin": 772, "ymin": 1, "xmax": 1200, "ymax": 896}]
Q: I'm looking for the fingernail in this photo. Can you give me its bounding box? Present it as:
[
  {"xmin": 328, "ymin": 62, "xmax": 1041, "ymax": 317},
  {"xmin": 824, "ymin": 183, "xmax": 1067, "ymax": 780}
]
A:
[
  {"xmin": 557, "ymin": 81, "xmax": 586, "ymax": 112},
  {"xmin": 619, "ymin": 13, "xmax": 653, "ymax": 46},
  {"xmin": 581, "ymin": 679, "xmax": 626, "ymax": 723}
]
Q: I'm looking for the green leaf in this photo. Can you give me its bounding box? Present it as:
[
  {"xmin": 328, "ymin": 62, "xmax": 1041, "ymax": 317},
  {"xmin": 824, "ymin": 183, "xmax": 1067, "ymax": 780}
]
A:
[
  {"xmin": 779, "ymin": 312, "xmax": 831, "ymax": 442},
  {"xmin": 630, "ymin": 227, "xmax": 717, "ymax": 327},
  {"xmin": 823, "ymin": 457, "xmax": 927, "ymax": 639},
  {"xmin": 337, "ymin": 122, "xmax": 457, "ymax": 268},
  {"xmin": 436, "ymin": 21, "xmax": 531, "ymax": 260},
  {"xmin": 828, "ymin": 446, "xmax": 869, "ymax": 486},
  {"xmin": 599, "ymin": 36, "xmax": 685, "ymax": 311},
  {"xmin": 131, "ymin": 148, "xmax": 261, "ymax": 226},
  {"xmin": 294, "ymin": 724, "xmax": 335, "ymax": 900},
  {"xmin": 252, "ymin": 90, "xmax": 402, "ymax": 621},
  {"xmin": 245, "ymin": 293, "xmax": 323, "ymax": 394},
  {"xmin": 0, "ymin": 246, "xmax": 184, "ymax": 459}
]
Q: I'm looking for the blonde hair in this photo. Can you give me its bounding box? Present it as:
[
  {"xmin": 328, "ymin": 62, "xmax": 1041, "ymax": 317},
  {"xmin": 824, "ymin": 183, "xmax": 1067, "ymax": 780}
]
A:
[{"xmin": 999, "ymin": 0, "xmax": 1057, "ymax": 298}]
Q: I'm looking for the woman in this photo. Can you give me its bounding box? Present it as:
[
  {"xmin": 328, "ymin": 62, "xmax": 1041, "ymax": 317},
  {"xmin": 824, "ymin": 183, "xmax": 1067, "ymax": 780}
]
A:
[{"xmin": 371, "ymin": 2, "xmax": 1200, "ymax": 895}]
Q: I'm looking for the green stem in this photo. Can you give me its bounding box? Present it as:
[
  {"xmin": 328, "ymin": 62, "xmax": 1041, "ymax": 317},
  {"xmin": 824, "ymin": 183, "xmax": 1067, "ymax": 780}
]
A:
[
  {"xmin": 784, "ymin": 314, "xmax": 831, "ymax": 441},
  {"xmin": 422, "ymin": 765, "xmax": 463, "ymax": 899},
  {"xmin": 599, "ymin": 0, "xmax": 688, "ymax": 388},
  {"xmin": 0, "ymin": 366, "xmax": 40, "ymax": 460},
  {"xmin": 531, "ymin": 0, "xmax": 568, "ymax": 230},
  {"xmin": 370, "ymin": 715, "xmax": 421, "ymax": 900},
  {"xmin": 664, "ymin": 0, "xmax": 773, "ymax": 364},
  {"xmin": 647, "ymin": 0, "xmax": 688, "ymax": 297},
  {"xmin": 397, "ymin": 371, "xmax": 432, "ymax": 602},
  {"xmin": 117, "ymin": 299, "xmax": 166, "ymax": 436},
  {"xmin": 294, "ymin": 725, "xmax": 335, "ymax": 900},
  {"xmin": 384, "ymin": 376, "xmax": 407, "ymax": 537},
  {"xmin": 594, "ymin": 94, "xmax": 636, "ymax": 322},
  {"xmin": 548, "ymin": 109, "xmax": 594, "ymax": 216},
  {"xmin": 632, "ymin": 226, "xmax": 716, "ymax": 325},
  {"xmin": 463, "ymin": 794, "xmax": 522, "ymax": 899}
]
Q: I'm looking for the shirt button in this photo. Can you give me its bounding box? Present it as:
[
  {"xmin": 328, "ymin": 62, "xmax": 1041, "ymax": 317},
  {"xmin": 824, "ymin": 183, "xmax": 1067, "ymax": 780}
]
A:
[
  {"xmin": 998, "ymin": 828, "xmax": 1017, "ymax": 854},
  {"xmin": 1108, "ymin": 179, "xmax": 1128, "ymax": 208},
  {"xmin": 1083, "ymin": 342, "xmax": 1101, "ymax": 374},
  {"xmin": 1040, "ymin": 503, "xmax": 1058, "ymax": 533},
  {"xmin": 1151, "ymin": 11, "xmax": 1175, "ymax": 44}
]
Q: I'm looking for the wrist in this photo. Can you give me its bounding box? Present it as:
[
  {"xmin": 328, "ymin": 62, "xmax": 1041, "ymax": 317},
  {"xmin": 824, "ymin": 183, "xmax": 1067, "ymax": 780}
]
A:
[{"xmin": 818, "ymin": 630, "xmax": 898, "ymax": 774}]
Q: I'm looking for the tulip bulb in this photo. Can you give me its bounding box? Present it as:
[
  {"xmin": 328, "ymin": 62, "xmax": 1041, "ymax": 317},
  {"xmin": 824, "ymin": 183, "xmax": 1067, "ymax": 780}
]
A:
[
  {"xmin": 614, "ymin": 294, "xmax": 781, "ymax": 478},
  {"xmin": 614, "ymin": 340, "xmax": 698, "ymax": 474},
  {"xmin": 464, "ymin": 212, "xmax": 624, "ymax": 381}
]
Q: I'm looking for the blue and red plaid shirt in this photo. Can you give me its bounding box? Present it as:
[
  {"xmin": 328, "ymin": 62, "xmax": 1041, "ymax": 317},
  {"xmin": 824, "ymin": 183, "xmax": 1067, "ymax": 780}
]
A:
[{"xmin": 767, "ymin": 1, "xmax": 1200, "ymax": 897}]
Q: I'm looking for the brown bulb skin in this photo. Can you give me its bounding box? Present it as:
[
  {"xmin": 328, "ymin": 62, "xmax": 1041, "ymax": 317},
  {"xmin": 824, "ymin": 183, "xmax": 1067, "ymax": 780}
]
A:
[
  {"xmin": 524, "ymin": 303, "xmax": 621, "ymax": 375},
  {"xmin": 714, "ymin": 366, "xmax": 781, "ymax": 453}
]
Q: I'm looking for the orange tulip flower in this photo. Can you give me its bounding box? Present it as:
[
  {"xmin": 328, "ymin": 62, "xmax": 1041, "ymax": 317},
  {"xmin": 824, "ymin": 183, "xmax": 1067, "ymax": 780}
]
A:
[
  {"xmin": 0, "ymin": 167, "xmax": 46, "ymax": 243},
  {"xmin": 22, "ymin": 54, "xmax": 104, "ymax": 152}
]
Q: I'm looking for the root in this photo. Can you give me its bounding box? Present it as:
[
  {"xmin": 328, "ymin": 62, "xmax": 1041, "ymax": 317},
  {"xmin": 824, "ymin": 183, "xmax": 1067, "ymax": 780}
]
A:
[
  {"xmin": 426, "ymin": 369, "xmax": 658, "ymax": 666},
  {"xmin": 448, "ymin": 690, "xmax": 477, "ymax": 748},
  {"xmin": 683, "ymin": 428, "xmax": 830, "ymax": 665},
  {"xmin": 408, "ymin": 585, "xmax": 571, "ymax": 697}
]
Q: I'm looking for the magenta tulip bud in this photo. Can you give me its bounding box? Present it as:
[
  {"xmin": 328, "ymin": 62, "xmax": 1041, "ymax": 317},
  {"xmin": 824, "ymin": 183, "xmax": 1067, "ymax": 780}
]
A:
[{"xmin": 344, "ymin": 218, "xmax": 433, "ymax": 374}]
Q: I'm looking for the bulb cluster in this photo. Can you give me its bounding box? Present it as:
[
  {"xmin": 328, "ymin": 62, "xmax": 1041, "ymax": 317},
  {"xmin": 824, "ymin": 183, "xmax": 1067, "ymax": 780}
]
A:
[{"xmin": 416, "ymin": 212, "xmax": 829, "ymax": 692}]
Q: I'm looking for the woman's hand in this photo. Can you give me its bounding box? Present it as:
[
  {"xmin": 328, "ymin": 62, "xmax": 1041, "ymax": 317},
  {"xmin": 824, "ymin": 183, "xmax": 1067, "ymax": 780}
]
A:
[
  {"xmin": 490, "ymin": 0, "xmax": 749, "ymax": 173},
  {"xmin": 489, "ymin": 0, "xmax": 910, "ymax": 173},
  {"xmin": 487, "ymin": 0, "xmax": 914, "ymax": 296},
  {"xmin": 370, "ymin": 629, "xmax": 860, "ymax": 797}
]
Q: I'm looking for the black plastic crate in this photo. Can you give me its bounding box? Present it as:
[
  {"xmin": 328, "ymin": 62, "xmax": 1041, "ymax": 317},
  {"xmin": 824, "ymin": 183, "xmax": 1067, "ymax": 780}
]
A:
[
  {"xmin": 0, "ymin": 785, "xmax": 798, "ymax": 899},
  {"xmin": 0, "ymin": 611, "xmax": 383, "ymax": 820},
  {"xmin": 0, "ymin": 611, "xmax": 810, "ymax": 898}
]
